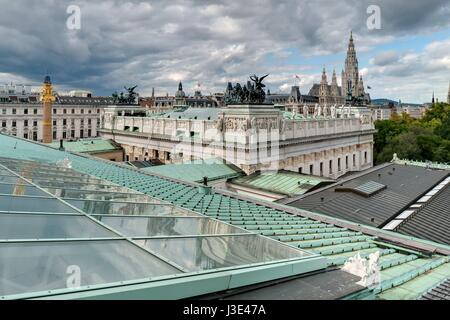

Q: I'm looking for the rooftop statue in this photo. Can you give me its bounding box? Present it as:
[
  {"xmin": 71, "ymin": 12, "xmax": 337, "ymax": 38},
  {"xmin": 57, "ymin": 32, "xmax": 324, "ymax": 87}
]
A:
[
  {"xmin": 112, "ymin": 85, "xmax": 139, "ymax": 104},
  {"xmin": 224, "ymin": 74, "xmax": 269, "ymax": 105}
]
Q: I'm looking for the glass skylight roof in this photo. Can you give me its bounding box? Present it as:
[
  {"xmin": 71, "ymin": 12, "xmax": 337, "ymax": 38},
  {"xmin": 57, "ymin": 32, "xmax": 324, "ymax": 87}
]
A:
[
  {"xmin": 352, "ymin": 180, "xmax": 386, "ymax": 196},
  {"xmin": 0, "ymin": 156, "xmax": 317, "ymax": 299}
]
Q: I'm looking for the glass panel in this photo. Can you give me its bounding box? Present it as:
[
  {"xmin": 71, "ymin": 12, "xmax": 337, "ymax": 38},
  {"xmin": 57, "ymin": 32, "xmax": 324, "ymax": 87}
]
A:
[
  {"xmin": 0, "ymin": 195, "xmax": 79, "ymax": 213},
  {"xmin": 63, "ymin": 193, "xmax": 151, "ymax": 202},
  {"xmin": 0, "ymin": 213, "xmax": 117, "ymax": 239},
  {"xmin": 43, "ymin": 188, "xmax": 148, "ymax": 202},
  {"xmin": 29, "ymin": 177, "xmax": 114, "ymax": 187},
  {"xmin": 22, "ymin": 174, "xmax": 105, "ymax": 185},
  {"xmin": 0, "ymin": 184, "xmax": 49, "ymax": 197},
  {"xmin": 0, "ymin": 176, "xmax": 29, "ymax": 185},
  {"xmin": 66, "ymin": 199, "xmax": 187, "ymax": 216},
  {"xmin": 38, "ymin": 181, "xmax": 137, "ymax": 193},
  {"xmin": 2, "ymin": 165, "xmax": 87, "ymax": 179},
  {"xmin": 0, "ymin": 240, "xmax": 181, "ymax": 297},
  {"xmin": 137, "ymin": 234, "xmax": 309, "ymax": 272},
  {"xmin": 0, "ymin": 170, "xmax": 15, "ymax": 176},
  {"xmin": 95, "ymin": 216, "xmax": 247, "ymax": 237}
]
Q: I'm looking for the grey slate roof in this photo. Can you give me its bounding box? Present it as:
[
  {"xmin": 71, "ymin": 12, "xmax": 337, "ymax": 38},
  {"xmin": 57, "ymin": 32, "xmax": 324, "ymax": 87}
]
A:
[
  {"xmin": 396, "ymin": 184, "xmax": 450, "ymax": 245},
  {"xmin": 201, "ymin": 269, "xmax": 363, "ymax": 300},
  {"xmin": 284, "ymin": 163, "xmax": 449, "ymax": 228},
  {"xmin": 308, "ymin": 83, "xmax": 342, "ymax": 97},
  {"xmin": 419, "ymin": 278, "xmax": 450, "ymax": 300},
  {"xmin": 56, "ymin": 96, "xmax": 115, "ymax": 105}
]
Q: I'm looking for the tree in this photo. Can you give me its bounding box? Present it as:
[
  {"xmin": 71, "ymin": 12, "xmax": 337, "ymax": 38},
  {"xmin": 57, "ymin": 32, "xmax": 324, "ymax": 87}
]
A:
[{"xmin": 374, "ymin": 103, "xmax": 450, "ymax": 165}]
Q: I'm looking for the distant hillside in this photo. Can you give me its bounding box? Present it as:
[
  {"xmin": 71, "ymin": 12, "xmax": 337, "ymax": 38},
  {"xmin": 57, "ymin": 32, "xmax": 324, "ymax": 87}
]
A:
[
  {"xmin": 371, "ymin": 98, "xmax": 397, "ymax": 105},
  {"xmin": 372, "ymin": 98, "xmax": 423, "ymax": 107}
]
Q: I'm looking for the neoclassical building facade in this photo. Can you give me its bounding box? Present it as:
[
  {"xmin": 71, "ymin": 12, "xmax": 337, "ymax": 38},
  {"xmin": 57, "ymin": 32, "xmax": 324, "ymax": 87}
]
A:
[{"xmin": 99, "ymin": 103, "xmax": 375, "ymax": 179}]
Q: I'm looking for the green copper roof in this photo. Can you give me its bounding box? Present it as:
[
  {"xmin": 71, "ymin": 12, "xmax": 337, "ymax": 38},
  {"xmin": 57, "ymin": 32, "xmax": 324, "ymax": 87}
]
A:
[
  {"xmin": 142, "ymin": 159, "xmax": 243, "ymax": 183},
  {"xmin": 0, "ymin": 133, "xmax": 449, "ymax": 300},
  {"xmin": 231, "ymin": 170, "xmax": 333, "ymax": 196},
  {"xmin": 47, "ymin": 138, "xmax": 121, "ymax": 154},
  {"xmin": 392, "ymin": 157, "xmax": 450, "ymax": 170}
]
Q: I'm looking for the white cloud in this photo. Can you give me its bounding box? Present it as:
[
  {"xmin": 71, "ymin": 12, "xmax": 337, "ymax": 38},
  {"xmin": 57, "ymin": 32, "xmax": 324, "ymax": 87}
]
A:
[
  {"xmin": 0, "ymin": 0, "xmax": 449, "ymax": 102},
  {"xmin": 209, "ymin": 16, "xmax": 241, "ymax": 37}
]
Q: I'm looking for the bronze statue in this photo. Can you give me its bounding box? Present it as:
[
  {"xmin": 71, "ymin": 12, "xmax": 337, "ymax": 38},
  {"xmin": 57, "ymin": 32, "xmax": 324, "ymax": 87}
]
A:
[
  {"xmin": 224, "ymin": 74, "xmax": 269, "ymax": 105},
  {"xmin": 112, "ymin": 85, "xmax": 139, "ymax": 104}
]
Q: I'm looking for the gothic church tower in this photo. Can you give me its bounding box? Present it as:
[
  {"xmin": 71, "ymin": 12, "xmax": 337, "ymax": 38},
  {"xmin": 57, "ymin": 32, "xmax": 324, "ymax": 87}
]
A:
[
  {"xmin": 341, "ymin": 32, "xmax": 364, "ymax": 99},
  {"xmin": 319, "ymin": 68, "xmax": 329, "ymax": 105}
]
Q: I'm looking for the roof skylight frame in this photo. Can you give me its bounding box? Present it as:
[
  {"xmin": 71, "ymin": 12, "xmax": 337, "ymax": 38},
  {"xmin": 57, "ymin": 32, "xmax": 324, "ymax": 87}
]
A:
[{"xmin": 0, "ymin": 156, "xmax": 325, "ymax": 300}]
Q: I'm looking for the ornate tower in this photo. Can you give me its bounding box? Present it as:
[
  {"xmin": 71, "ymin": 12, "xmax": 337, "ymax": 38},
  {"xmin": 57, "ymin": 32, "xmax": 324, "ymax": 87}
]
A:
[
  {"xmin": 342, "ymin": 31, "xmax": 363, "ymax": 99},
  {"xmin": 175, "ymin": 81, "xmax": 186, "ymax": 106},
  {"xmin": 319, "ymin": 68, "xmax": 329, "ymax": 105},
  {"xmin": 330, "ymin": 69, "xmax": 340, "ymax": 102},
  {"xmin": 357, "ymin": 75, "xmax": 365, "ymax": 98},
  {"xmin": 41, "ymin": 75, "xmax": 55, "ymax": 143},
  {"xmin": 432, "ymin": 91, "xmax": 435, "ymax": 104}
]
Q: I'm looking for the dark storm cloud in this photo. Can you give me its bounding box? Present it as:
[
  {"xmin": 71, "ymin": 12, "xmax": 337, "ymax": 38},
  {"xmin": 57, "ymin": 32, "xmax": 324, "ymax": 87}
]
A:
[{"xmin": 0, "ymin": 0, "xmax": 449, "ymax": 97}]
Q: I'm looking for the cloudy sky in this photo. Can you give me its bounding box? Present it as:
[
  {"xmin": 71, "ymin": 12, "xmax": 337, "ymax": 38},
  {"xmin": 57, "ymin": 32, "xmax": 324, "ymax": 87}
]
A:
[{"xmin": 1, "ymin": 0, "xmax": 449, "ymax": 103}]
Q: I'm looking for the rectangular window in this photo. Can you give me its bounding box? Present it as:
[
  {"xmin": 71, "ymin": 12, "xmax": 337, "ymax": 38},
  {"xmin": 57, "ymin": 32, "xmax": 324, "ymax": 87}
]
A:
[
  {"xmin": 364, "ymin": 151, "xmax": 368, "ymax": 164},
  {"xmin": 53, "ymin": 109, "xmax": 56, "ymax": 114},
  {"xmin": 24, "ymin": 109, "xmax": 28, "ymax": 115},
  {"xmin": 88, "ymin": 129, "xmax": 92, "ymax": 136},
  {"xmin": 63, "ymin": 109, "xmax": 67, "ymax": 114},
  {"xmin": 33, "ymin": 132, "xmax": 37, "ymax": 141},
  {"xmin": 320, "ymin": 162, "xmax": 323, "ymax": 176},
  {"xmin": 71, "ymin": 109, "xmax": 75, "ymax": 114},
  {"xmin": 23, "ymin": 133, "xmax": 28, "ymax": 139},
  {"xmin": 62, "ymin": 131, "xmax": 67, "ymax": 139},
  {"xmin": 53, "ymin": 131, "xmax": 56, "ymax": 139},
  {"xmin": 12, "ymin": 121, "xmax": 16, "ymax": 127},
  {"xmin": 298, "ymin": 167, "xmax": 302, "ymax": 174},
  {"xmin": 33, "ymin": 120, "xmax": 37, "ymax": 127},
  {"xmin": 1, "ymin": 120, "xmax": 6, "ymax": 128},
  {"xmin": 329, "ymin": 160, "xmax": 333, "ymax": 174},
  {"xmin": 309, "ymin": 164, "xmax": 313, "ymax": 175},
  {"xmin": 353, "ymin": 154, "xmax": 356, "ymax": 166},
  {"xmin": 1, "ymin": 109, "xmax": 6, "ymax": 115},
  {"xmin": 33, "ymin": 109, "xmax": 37, "ymax": 115},
  {"xmin": 346, "ymin": 156, "xmax": 349, "ymax": 169},
  {"xmin": 63, "ymin": 119, "xmax": 67, "ymax": 126},
  {"xmin": 80, "ymin": 129, "xmax": 84, "ymax": 137},
  {"xmin": 338, "ymin": 158, "xmax": 341, "ymax": 172},
  {"xmin": 53, "ymin": 120, "xmax": 56, "ymax": 126},
  {"xmin": 24, "ymin": 120, "xmax": 28, "ymax": 127}
]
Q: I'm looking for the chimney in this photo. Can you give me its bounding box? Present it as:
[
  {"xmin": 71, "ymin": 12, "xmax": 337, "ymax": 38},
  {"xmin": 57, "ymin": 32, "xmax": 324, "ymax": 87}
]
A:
[{"xmin": 41, "ymin": 75, "xmax": 55, "ymax": 143}]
